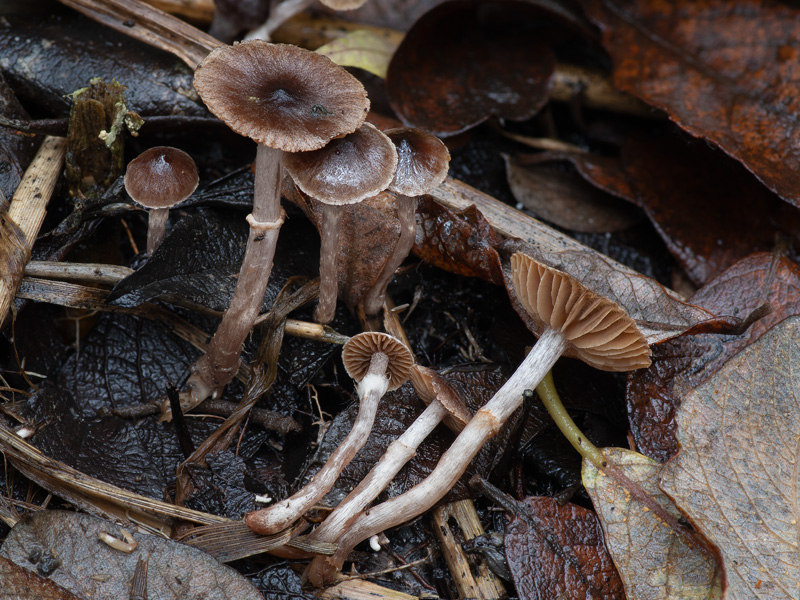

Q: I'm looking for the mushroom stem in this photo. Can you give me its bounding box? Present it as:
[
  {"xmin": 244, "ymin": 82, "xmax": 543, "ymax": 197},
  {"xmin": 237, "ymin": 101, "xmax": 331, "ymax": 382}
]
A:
[
  {"xmin": 535, "ymin": 369, "xmax": 607, "ymax": 470},
  {"xmin": 185, "ymin": 144, "xmax": 284, "ymax": 406},
  {"xmin": 315, "ymin": 203, "xmax": 344, "ymax": 324},
  {"xmin": 309, "ymin": 398, "xmax": 448, "ymax": 545},
  {"xmin": 362, "ymin": 194, "xmax": 416, "ymax": 315},
  {"xmin": 146, "ymin": 208, "xmax": 169, "ymax": 255},
  {"xmin": 245, "ymin": 351, "xmax": 391, "ymax": 535},
  {"xmin": 316, "ymin": 327, "xmax": 567, "ymax": 583}
]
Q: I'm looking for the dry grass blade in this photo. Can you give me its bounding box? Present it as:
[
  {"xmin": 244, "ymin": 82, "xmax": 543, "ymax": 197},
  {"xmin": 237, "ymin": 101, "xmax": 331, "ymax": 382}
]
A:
[
  {"xmin": 0, "ymin": 136, "xmax": 66, "ymax": 325},
  {"xmin": 0, "ymin": 423, "xmax": 227, "ymax": 534}
]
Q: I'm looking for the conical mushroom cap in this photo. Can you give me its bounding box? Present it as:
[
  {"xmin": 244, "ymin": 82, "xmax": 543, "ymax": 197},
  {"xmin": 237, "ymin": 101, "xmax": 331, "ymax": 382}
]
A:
[
  {"xmin": 510, "ymin": 252, "xmax": 651, "ymax": 371},
  {"xmin": 342, "ymin": 332, "xmax": 414, "ymax": 390},
  {"xmin": 194, "ymin": 41, "xmax": 369, "ymax": 152},
  {"xmin": 385, "ymin": 128, "xmax": 450, "ymax": 196},
  {"xmin": 283, "ymin": 123, "xmax": 398, "ymax": 205},
  {"xmin": 124, "ymin": 146, "xmax": 199, "ymax": 209}
]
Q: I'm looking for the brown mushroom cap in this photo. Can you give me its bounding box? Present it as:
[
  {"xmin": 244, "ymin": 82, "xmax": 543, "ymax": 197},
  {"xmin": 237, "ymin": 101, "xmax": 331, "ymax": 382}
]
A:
[
  {"xmin": 194, "ymin": 41, "xmax": 369, "ymax": 153},
  {"xmin": 385, "ymin": 128, "xmax": 450, "ymax": 196},
  {"xmin": 124, "ymin": 146, "xmax": 199, "ymax": 209},
  {"xmin": 283, "ymin": 123, "xmax": 398, "ymax": 204},
  {"xmin": 342, "ymin": 332, "xmax": 414, "ymax": 391},
  {"xmin": 510, "ymin": 252, "xmax": 651, "ymax": 371}
]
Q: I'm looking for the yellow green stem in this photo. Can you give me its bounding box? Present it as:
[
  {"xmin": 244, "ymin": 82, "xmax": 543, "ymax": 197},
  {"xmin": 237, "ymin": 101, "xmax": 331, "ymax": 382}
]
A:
[{"xmin": 535, "ymin": 370, "xmax": 607, "ymax": 470}]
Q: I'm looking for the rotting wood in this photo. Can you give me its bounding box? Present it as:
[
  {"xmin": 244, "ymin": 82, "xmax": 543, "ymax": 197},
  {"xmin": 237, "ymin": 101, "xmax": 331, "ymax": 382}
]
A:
[
  {"xmin": 0, "ymin": 136, "xmax": 67, "ymax": 326},
  {"xmin": 432, "ymin": 500, "xmax": 506, "ymax": 600}
]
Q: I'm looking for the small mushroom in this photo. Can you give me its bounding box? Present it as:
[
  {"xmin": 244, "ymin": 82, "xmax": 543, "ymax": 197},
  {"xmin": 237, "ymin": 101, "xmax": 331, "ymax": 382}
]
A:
[
  {"xmin": 182, "ymin": 40, "xmax": 370, "ymax": 409},
  {"xmin": 315, "ymin": 251, "xmax": 651, "ymax": 582},
  {"xmin": 283, "ymin": 123, "xmax": 398, "ymax": 324},
  {"xmin": 361, "ymin": 128, "xmax": 450, "ymax": 315},
  {"xmin": 305, "ymin": 365, "xmax": 470, "ymax": 570},
  {"xmin": 123, "ymin": 146, "xmax": 198, "ymax": 255},
  {"xmin": 245, "ymin": 331, "xmax": 413, "ymax": 535}
]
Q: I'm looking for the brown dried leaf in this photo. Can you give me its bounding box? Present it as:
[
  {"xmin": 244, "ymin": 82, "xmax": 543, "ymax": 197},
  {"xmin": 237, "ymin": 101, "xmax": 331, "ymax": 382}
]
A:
[
  {"xmin": 386, "ymin": 1, "xmax": 558, "ymax": 136},
  {"xmin": 415, "ymin": 196, "xmax": 505, "ymax": 285},
  {"xmin": 0, "ymin": 511, "xmax": 262, "ymax": 600},
  {"xmin": 584, "ymin": 0, "xmax": 800, "ymax": 207},
  {"xmin": 627, "ymin": 253, "xmax": 800, "ymax": 461},
  {"xmin": 583, "ymin": 448, "xmax": 722, "ymax": 600},
  {"xmin": 660, "ymin": 316, "xmax": 800, "ymax": 600},
  {"xmin": 504, "ymin": 497, "xmax": 624, "ymax": 600},
  {"xmin": 505, "ymin": 155, "xmax": 641, "ymax": 233},
  {"xmin": 0, "ymin": 555, "xmax": 83, "ymax": 600}
]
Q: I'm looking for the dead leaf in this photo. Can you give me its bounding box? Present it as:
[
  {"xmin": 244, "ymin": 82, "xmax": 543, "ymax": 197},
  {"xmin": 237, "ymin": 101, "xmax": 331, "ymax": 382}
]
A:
[
  {"xmin": 583, "ymin": 448, "xmax": 722, "ymax": 600},
  {"xmin": 386, "ymin": 1, "xmax": 559, "ymax": 136},
  {"xmin": 660, "ymin": 316, "xmax": 800, "ymax": 600},
  {"xmin": 415, "ymin": 197, "xmax": 505, "ymax": 285},
  {"xmin": 0, "ymin": 511, "xmax": 262, "ymax": 600},
  {"xmin": 504, "ymin": 496, "xmax": 625, "ymax": 600},
  {"xmin": 0, "ymin": 555, "xmax": 83, "ymax": 600},
  {"xmin": 505, "ymin": 154, "xmax": 641, "ymax": 233},
  {"xmin": 583, "ymin": 0, "xmax": 800, "ymax": 207},
  {"xmin": 315, "ymin": 30, "xmax": 398, "ymax": 79},
  {"xmin": 627, "ymin": 252, "xmax": 800, "ymax": 461}
]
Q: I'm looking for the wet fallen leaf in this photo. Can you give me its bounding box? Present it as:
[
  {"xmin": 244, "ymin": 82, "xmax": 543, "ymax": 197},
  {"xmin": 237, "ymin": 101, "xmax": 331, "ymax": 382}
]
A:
[
  {"xmin": 660, "ymin": 316, "xmax": 800, "ymax": 600},
  {"xmin": 627, "ymin": 252, "xmax": 800, "ymax": 461},
  {"xmin": 584, "ymin": 0, "xmax": 800, "ymax": 207},
  {"xmin": 386, "ymin": 1, "xmax": 559, "ymax": 136},
  {"xmin": 505, "ymin": 154, "xmax": 641, "ymax": 233},
  {"xmin": 0, "ymin": 14, "xmax": 204, "ymax": 117},
  {"xmin": 504, "ymin": 496, "xmax": 624, "ymax": 600},
  {"xmin": 555, "ymin": 132, "xmax": 799, "ymax": 285},
  {"xmin": 583, "ymin": 447, "xmax": 722, "ymax": 600},
  {"xmin": 0, "ymin": 555, "xmax": 83, "ymax": 600},
  {"xmin": 315, "ymin": 30, "xmax": 398, "ymax": 79},
  {"xmin": 415, "ymin": 197, "xmax": 505, "ymax": 285},
  {"xmin": 0, "ymin": 510, "xmax": 262, "ymax": 600}
]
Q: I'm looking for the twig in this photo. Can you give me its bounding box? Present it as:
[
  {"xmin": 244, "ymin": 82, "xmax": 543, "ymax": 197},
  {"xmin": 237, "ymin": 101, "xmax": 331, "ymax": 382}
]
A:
[
  {"xmin": 0, "ymin": 136, "xmax": 67, "ymax": 326},
  {"xmin": 144, "ymin": 0, "xmax": 214, "ymax": 22}
]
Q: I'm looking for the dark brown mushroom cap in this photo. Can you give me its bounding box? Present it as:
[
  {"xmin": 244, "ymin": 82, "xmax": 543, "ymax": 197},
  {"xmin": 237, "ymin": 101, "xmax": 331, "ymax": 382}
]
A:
[
  {"xmin": 283, "ymin": 123, "xmax": 398, "ymax": 204},
  {"xmin": 124, "ymin": 146, "xmax": 199, "ymax": 209},
  {"xmin": 194, "ymin": 41, "xmax": 369, "ymax": 152},
  {"xmin": 342, "ymin": 332, "xmax": 414, "ymax": 391},
  {"xmin": 511, "ymin": 252, "xmax": 651, "ymax": 371},
  {"xmin": 385, "ymin": 128, "xmax": 450, "ymax": 196}
]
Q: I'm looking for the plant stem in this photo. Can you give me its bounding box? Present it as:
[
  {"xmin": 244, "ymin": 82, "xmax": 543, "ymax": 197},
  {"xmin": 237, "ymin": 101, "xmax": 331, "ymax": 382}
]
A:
[
  {"xmin": 535, "ymin": 370, "xmax": 606, "ymax": 470},
  {"xmin": 246, "ymin": 352, "xmax": 390, "ymax": 535}
]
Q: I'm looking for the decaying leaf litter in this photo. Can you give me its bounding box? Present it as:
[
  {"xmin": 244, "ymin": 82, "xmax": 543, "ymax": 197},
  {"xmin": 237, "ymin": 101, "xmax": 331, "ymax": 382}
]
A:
[{"xmin": 0, "ymin": 0, "xmax": 799, "ymax": 598}]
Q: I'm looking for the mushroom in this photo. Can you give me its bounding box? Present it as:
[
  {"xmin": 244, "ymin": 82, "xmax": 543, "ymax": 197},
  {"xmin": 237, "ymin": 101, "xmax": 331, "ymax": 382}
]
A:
[
  {"xmin": 313, "ymin": 251, "xmax": 651, "ymax": 582},
  {"xmin": 182, "ymin": 40, "xmax": 369, "ymax": 409},
  {"xmin": 283, "ymin": 123, "xmax": 398, "ymax": 324},
  {"xmin": 123, "ymin": 146, "xmax": 198, "ymax": 255},
  {"xmin": 245, "ymin": 331, "xmax": 414, "ymax": 535},
  {"xmin": 361, "ymin": 128, "xmax": 450, "ymax": 316},
  {"xmin": 304, "ymin": 365, "xmax": 470, "ymax": 565}
]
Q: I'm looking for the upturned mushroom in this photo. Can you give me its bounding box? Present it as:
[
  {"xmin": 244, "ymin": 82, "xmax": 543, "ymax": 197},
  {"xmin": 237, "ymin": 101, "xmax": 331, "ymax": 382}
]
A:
[
  {"xmin": 361, "ymin": 128, "xmax": 450, "ymax": 315},
  {"xmin": 313, "ymin": 251, "xmax": 651, "ymax": 581},
  {"xmin": 124, "ymin": 146, "xmax": 198, "ymax": 255},
  {"xmin": 182, "ymin": 40, "xmax": 369, "ymax": 409},
  {"xmin": 245, "ymin": 331, "xmax": 413, "ymax": 535},
  {"xmin": 283, "ymin": 123, "xmax": 398, "ymax": 324},
  {"xmin": 304, "ymin": 365, "xmax": 470, "ymax": 565}
]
